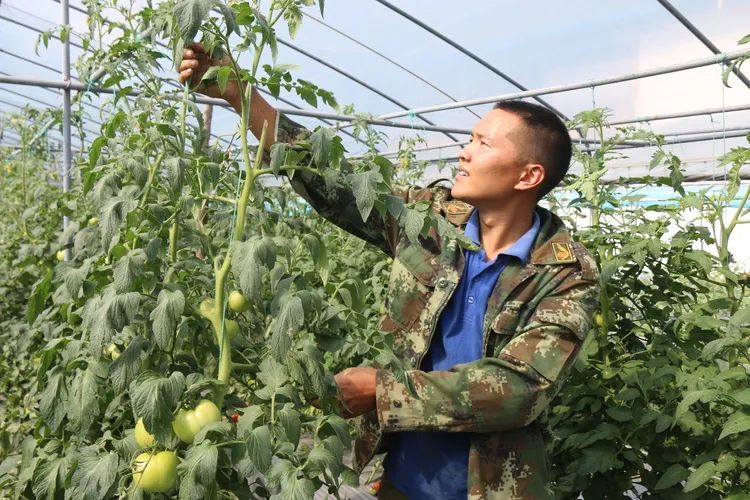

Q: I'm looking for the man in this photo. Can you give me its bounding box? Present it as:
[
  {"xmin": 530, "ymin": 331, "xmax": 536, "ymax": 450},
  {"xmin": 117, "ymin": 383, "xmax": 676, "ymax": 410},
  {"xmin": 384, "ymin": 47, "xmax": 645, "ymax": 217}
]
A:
[{"xmin": 179, "ymin": 43, "xmax": 599, "ymax": 499}]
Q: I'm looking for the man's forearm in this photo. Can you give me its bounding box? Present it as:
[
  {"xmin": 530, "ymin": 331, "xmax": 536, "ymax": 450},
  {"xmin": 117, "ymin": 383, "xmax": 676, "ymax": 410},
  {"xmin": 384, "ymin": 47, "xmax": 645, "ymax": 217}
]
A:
[{"xmin": 224, "ymin": 84, "xmax": 279, "ymax": 152}]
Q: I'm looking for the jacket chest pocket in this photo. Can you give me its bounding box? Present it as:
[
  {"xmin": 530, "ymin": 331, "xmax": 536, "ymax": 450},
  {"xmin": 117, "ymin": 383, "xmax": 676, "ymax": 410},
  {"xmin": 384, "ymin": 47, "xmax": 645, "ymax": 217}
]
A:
[
  {"xmin": 488, "ymin": 300, "xmax": 527, "ymax": 354},
  {"xmin": 380, "ymin": 244, "xmax": 439, "ymax": 332}
]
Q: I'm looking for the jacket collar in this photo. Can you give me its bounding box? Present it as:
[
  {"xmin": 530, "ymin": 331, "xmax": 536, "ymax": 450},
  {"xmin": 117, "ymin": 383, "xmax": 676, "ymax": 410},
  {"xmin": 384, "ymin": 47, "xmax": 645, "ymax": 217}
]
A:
[
  {"xmin": 439, "ymin": 197, "xmax": 578, "ymax": 266},
  {"xmin": 529, "ymin": 207, "xmax": 579, "ymax": 265}
]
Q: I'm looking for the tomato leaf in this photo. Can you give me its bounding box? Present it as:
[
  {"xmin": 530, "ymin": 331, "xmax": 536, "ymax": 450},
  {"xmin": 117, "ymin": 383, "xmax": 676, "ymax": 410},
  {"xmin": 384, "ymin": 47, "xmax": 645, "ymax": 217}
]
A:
[
  {"xmin": 113, "ymin": 249, "xmax": 146, "ymax": 293},
  {"xmin": 348, "ymin": 169, "xmax": 382, "ymax": 221},
  {"xmin": 402, "ymin": 203, "xmax": 428, "ymax": 244},
  {"xmin": 319, "ymin": 415, "xmax": 351, "ymax": 449},
  {"xmin": 278, "ymin": 405, "xmax": 301, "ymax": 448},
  {"xmin": 655, "ymin": 463, "xmax": 689, "ymax": 490},
  {"xmin": 130, "ymin": 371, "xmax": 186, "ymax": 442},
  {"xmin": 62, "ymin": 260, "xmax": 92, "ymax": 298},
  {"xmin": 26, "ymin": 268, "xmax": 54, "ymax": 325},
  {"xmin": 310, "ymin": 127, "xmax": 334, "ymax": 168},
  {"xmin": 303, "ymin": 233, "xmax": 329, "ymax": 285},
  {"xmin": 109, "ymin": 337, "xmax": 149, "ymax": 393},
  {"xmin": 67, "ymin": 366, "xmax": 101, "ymax": 434},
  {"xmin": 177, "ymin": 441, "xmax": 218, "ymax": 500},
  {"xmin": 174, "ymin": 0, "xmax": 214, "ymax": 42},
  {"xmin": 257, "ymin": 357, "xmax": 288, "ymax": 395},
  {"xmin": 271, "ymin": 295, "xmax": 304, "ymax": 358},
  {"xmin": 39, "ymin": 368, "xmax": 68, "ymax": 433},
  {"xmin": 719, "ymin": 410, "xmax": 750, "ymax": 440},
  {"xmin": 214, "ymin": 2, "xmax": 239, "ymax": 36},
  {"xmin": 684, "ymin": 461, "xmax": 716, "ymax": 492},
  {"xmin": 31, "ymin": 455, "xmax": 68, "ymax": 500},
  {"xmin": 231, "ymin": 237, "xmax": 276, "ymax": 301},
  {"xmin": 100, "ymin": 195, "xmax": 137, "ymax": 253},
  {"xmin": 303, "ymin": 445, "xmax": 335, "ymax": 475},
  {"xmin": 233, "ymin": 421, "xmax": 272, "ymax": 475},
  {"xmin": 150, "ymin": 288, "xmax": 185, "ymax": 350},
  {"xmin": 269, "ymin": 142, "xmax": 287, "ymax": 175},
  {"xmin": 69, "ymin": 448, "xmax": 119, "ymax": 500}
]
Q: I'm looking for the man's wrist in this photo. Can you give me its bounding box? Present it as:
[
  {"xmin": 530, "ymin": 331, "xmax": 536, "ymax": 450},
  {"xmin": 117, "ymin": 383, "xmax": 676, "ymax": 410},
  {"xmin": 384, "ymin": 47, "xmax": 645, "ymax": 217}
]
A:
[{"xmin": 219, "ymin": 81, "xmax": 244, "ymax": 111}]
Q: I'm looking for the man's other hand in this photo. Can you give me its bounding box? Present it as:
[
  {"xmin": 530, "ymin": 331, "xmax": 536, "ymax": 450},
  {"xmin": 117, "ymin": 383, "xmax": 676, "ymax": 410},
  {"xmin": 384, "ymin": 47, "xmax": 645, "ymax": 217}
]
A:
[
  {"xmin": 334, "ymin": 367, "xmax": 378, "ymax": 418},
  {"xmin": 178, "ymin": 42, "xmax": 237, "ymax": 101}
]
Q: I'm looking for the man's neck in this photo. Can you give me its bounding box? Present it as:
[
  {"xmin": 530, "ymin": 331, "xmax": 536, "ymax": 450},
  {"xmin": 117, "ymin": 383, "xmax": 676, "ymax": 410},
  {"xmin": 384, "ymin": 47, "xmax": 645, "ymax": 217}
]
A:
[{"xmin": 475, "ymin": 204, "xmax": 535, "ymax": 261}]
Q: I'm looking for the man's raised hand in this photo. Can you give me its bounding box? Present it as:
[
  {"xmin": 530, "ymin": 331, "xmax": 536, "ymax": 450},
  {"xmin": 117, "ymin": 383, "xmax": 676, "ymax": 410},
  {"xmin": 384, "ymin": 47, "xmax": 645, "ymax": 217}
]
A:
[{"xmin": 178, "ymin": 42, "xmax": 237, "ymax": 100}]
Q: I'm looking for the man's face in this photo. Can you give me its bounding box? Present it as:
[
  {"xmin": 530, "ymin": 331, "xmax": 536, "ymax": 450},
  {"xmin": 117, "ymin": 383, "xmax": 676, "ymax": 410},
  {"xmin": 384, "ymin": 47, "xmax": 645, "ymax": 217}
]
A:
[{"xmin": 451, "ymin": 109, "xmax": 532, "ymax": 208}]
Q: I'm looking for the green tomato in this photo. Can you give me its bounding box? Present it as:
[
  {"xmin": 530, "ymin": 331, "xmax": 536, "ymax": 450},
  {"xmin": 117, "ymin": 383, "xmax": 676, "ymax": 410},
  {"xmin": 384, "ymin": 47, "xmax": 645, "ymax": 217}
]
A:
[
  {"xmin": 134, "ymin": 418, "xmax": 155, "ymax": 448},
  {"xmin": 594, "ymin": 313, "xmax": 605, "ymax": 328},
  {"xmin": 88, "ymin": 216, "xmax": 98, "ymax": 226},
  {"xmin": 223, "ymin": 319, "xmax": 240, "ymax": 340},
  {"xmin": 56, "ymin": 250, "xmax": 65, "ymax": 262},
  {"xmin": 228, "ymin": 291, "xmax": 249, "ymax": 312},
  {"xmin": 172, "ymin": 399, "xmax": 221, "ymax": 443},
  {"xmin": 198, "ymin": 298, "xmax": 215, "ymax": 320},
  {"xmin": 132, "ymin": 451, "xmax": 178, "ymax": 493},
  {"xmin": 106, "ymin": 344, "xmax": 121, "ymax": 361}
]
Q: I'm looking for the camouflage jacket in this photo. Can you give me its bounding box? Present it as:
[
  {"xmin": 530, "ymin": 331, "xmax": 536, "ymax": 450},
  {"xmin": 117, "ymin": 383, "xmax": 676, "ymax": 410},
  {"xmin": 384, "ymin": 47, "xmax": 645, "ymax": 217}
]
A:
[{"xmin": 276, "ymin": 117, "xmax": 601, "ymax": 499}]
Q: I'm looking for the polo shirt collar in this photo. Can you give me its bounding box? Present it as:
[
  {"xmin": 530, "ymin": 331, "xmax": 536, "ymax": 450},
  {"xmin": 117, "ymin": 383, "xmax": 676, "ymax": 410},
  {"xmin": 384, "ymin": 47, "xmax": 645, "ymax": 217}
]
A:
[{"xmin": 464, "ymin": 208, "xmax": 541, "ymax": 264}]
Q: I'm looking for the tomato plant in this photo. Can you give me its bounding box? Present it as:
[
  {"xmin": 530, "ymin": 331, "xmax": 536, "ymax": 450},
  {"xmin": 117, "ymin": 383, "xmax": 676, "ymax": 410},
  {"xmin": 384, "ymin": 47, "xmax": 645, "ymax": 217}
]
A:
[
  {"xmin": 546, "ymin": 108, "xmax": 750, "ymax": 498},
  {"xmin": 1, "ymin": 1, "xmax": 459, "ymax": 497}
]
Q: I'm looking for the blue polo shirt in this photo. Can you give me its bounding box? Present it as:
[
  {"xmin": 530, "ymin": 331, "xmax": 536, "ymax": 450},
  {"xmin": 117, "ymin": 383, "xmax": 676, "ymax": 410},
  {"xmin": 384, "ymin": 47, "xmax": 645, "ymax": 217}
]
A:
[{"xmin": 383, "ymin": 208, "xmax": 541, "ymax": 499}]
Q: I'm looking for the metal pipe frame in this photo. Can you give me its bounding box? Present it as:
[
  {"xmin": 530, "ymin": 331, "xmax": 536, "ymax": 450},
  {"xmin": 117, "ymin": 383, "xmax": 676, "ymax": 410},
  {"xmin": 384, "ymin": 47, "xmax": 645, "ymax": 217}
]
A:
[
  {"xmin": 301, "ymin": 12, "xmax": 481, "ymax": 120},
  {"xmin": 654, "ymin": 125, "xmax": 750, "ymax": 137},
  {"xmin": 7, "ymin": 73, "xmax": 745, "ymax": 151},
  {"xmin": 61, "ymin": 0, "xmax": 72, "ymax": 247},
  {"xmin": 656, "ymin": 0, "xmax": 750, "ymax": 89},
  {"xmin": 0, "ymin": 47, "xmax": 73, "ymax": 76},
  {"xmin": 373, "ymin": 47, "xmax": 750, "ymax": 120},
  {"xmin": 0, "ymin": 85, "xmax": 96, "ymax": 126},
  {"xmin": 608, "ymin": 102, "xmax": 750, "ymax": 126},
  {"xmin": 0, "ymin": 74, "xmax": 475, "ymax": 135},
  {"xmin": 278, "ymin": 38, "xmax": 459, "ymax": 142},
  {"xmin": 409, "ymin": 129, "xmax": 750, "ymax": 166},
  {"xmin": 371, "ymin": 0, "xmax": 571, "ymax": 123},
  {"xmin": 379, "ymin": 124, "xmax": 750, "ymax": 157},
  {"xmin": 643, "ymin": 129, "xmax": 749, "ymax": 146},
  {"xmin": 49, "ymin": 0, "xmax": 457, "ymax": 142}
]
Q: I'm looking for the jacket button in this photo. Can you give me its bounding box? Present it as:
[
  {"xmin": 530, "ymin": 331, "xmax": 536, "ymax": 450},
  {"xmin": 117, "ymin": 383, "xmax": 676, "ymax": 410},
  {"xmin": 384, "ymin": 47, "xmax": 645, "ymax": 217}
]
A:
[
  {"xmin": 437, "ymin": 278, "xmax": 448, "ymax": 288},
  {"xmin": 393, "ymin": 400, "xmax": 402, "ymax": 408}
]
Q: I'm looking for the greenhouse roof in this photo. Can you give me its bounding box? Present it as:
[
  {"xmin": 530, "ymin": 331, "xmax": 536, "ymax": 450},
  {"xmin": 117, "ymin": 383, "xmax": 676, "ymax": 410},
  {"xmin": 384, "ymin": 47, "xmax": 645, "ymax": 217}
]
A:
[{"xmin": 1, "ymin": 0, "xmax": 750, "ymax": 183}]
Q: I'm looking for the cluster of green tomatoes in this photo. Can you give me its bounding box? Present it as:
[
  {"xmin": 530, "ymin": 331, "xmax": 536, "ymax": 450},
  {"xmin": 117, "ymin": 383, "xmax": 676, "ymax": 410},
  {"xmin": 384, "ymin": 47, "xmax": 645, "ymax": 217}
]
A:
[
  {"xmin": 107, "ymin": 290, "xmax": 249, "ymax": 492},
  {"xmin": 131, "ymin": 400, "xmax": 221, "ymax": 492}
]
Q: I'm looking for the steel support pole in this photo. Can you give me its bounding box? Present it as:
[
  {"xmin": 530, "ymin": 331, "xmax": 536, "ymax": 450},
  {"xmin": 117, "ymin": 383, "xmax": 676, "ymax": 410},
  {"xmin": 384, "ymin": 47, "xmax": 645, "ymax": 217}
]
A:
[{"xmin": 61, "ymin": 0, "xmax": 72, "ymax": 259}]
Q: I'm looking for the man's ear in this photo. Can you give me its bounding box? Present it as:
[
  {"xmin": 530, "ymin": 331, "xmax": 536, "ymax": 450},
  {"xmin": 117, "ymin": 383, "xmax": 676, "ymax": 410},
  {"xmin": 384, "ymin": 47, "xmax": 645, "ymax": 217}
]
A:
[{"xmin": 515, "ymin": 163, "xmax": 545, "ymax": 192}]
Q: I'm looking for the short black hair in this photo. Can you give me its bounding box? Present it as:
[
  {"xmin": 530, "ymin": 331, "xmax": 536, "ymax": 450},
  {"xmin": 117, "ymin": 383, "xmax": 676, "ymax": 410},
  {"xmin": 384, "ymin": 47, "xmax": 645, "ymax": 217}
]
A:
[{"xmin": 492, "ymin": 100, "xmax": 571, "ymax": 199}]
